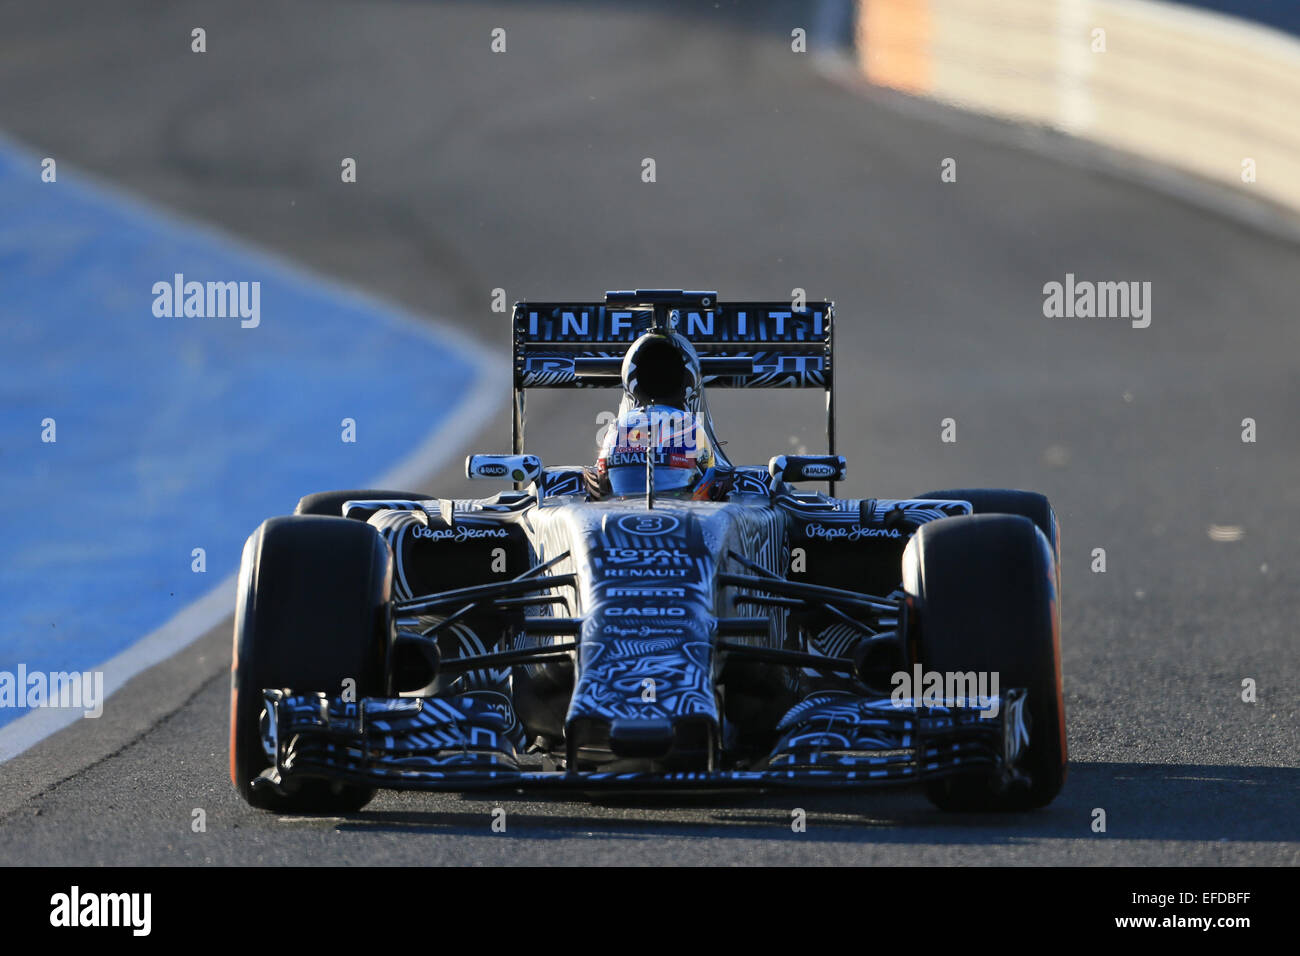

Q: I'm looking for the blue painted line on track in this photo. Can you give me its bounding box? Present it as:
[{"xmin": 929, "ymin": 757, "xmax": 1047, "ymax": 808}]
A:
[{"xmin": 0, "ymin": 137, "xmax": 484, "ymax": 728}]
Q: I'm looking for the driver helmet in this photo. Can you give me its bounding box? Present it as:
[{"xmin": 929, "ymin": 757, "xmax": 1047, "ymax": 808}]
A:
[{"xmin": 598, "ymin": 404, "xmax": 714, "ymax": 498}]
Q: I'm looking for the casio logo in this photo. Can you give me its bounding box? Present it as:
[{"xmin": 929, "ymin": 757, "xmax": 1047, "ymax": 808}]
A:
[{"xmin": 607, "ymin": 607, "xmax": 687, "ymax": 617}]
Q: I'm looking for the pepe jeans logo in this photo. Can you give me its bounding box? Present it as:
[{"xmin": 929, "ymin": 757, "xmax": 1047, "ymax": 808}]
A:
[
  {"xmin": 411, "ymin": 525, "xmax": 510, "ymax": 542},
  {"xmin": 803, "ymin": 523, "xmax": 901, "ymax": 541},
  {"xmin": 602, "ymin": 624, "xmax": 687, "ymax": 638}
]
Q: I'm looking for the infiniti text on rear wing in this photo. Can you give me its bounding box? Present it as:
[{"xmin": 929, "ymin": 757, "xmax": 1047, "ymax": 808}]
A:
[
  {"xmin": 513, "ymin": 299, "xmax": 833, "ymax": 389},
  {"xmin": 509, "ymin": 290, "xmax": 836, "ymax": 457}
]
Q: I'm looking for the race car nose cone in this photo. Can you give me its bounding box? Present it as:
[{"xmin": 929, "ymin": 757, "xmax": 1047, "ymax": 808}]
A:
[{"xmin": 608, "ymin": 717, "xmax": 676, "ymax": 758}]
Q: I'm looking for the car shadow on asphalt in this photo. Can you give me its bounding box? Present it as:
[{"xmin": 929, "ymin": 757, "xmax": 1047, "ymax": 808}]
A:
[{"xmin": 330, "ymin": 762, "xmax": 1300, "ymax": 843}]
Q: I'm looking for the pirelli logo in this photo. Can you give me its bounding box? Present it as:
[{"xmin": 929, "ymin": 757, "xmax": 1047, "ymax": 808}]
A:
[{"xmin": 606, "ymin": 587, "xmax": 687, "ymax": 597}]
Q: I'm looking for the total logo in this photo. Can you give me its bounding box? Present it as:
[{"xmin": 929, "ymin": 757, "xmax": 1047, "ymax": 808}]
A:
[
  {"xmin": 412, "ymin": 525, "xmax": 510, "ymax": 541},
  {"xmin": 603, "ymin": 547, "xmax": 691, "ymax": 565}
]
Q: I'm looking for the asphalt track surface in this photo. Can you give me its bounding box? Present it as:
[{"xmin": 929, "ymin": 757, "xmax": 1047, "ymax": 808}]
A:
[{"xmin": 0, "ymin": 0, "xmax": 1296, "ymax": 865}]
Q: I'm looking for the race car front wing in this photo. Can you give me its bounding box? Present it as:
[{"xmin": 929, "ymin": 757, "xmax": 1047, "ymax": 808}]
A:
[{"xmin": 251, "ymin": 687, "xmax": 1032, "ymax": 796}]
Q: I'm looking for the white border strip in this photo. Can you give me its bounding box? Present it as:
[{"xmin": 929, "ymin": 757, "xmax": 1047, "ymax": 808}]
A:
[
  {"xmin": 812, "ymin": 51, "xmax": 1300, "ymax": 247},
  {"xmin": 1118, "ymin": 0, "xmax": 1300, "ymax": 66}
]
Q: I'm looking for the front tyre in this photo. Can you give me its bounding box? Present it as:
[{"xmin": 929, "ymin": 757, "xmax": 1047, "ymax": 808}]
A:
[
  {"xmin": 916, "ymin": 488, "xmax": 1061, "ymax": 595},
  {"xmin": 229, "ymin": 516, "xmax": 393, "ymax": 812},
  {"xmin": 903, "ymin": 514, "xmax": 1066, "ymax": 811}
]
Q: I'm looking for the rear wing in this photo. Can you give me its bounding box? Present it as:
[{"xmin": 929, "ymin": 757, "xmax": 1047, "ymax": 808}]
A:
[{"xmin": 510, "ymin": 289, "xmax": 835, "ymax": 458}]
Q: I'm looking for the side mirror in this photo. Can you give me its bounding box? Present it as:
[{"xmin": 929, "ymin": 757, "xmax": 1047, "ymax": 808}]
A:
[
  {"xmin": 465, "ymin": 454, "xmax": 543, "ymax": 484},
  {"xmin": 768, "ymin": 454, "xmax": 846, "ymax": 483}
]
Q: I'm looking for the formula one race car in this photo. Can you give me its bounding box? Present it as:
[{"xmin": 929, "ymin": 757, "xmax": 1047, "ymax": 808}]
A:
[{"xmin": 230, "ymin": 290, "xmax": 1066, "ymax": 813}]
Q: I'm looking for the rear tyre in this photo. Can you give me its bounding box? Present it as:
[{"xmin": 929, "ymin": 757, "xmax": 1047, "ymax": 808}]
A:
[
  {"xmin": 903, "ymin": 514, "xmax": 1066, "ymax": 811},
  {"xmin": 230, "ymin": 515, "xmax": 393, "ymax": 812},
  {"xmin": 295, "ymin": 489, "xmax": 432, "ymax": 517}
]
